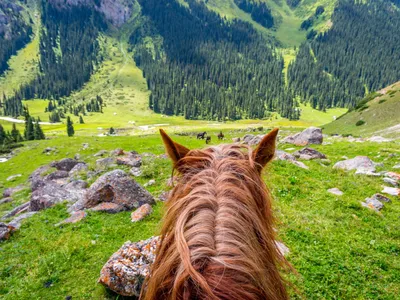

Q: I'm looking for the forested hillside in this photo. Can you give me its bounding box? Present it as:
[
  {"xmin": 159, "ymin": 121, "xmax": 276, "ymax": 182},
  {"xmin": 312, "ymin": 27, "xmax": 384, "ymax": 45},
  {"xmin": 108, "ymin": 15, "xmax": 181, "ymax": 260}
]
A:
[
  {"xmin": 0, "ymin": 2, "xmax": 32, "ymax": 76},
  {"xmin": 288, "ymin": 0, "xmax": 400, "ymax": 110},
  {"xmin": 132, "ymin": 0, "xmax": 298, "ymax": 120}
]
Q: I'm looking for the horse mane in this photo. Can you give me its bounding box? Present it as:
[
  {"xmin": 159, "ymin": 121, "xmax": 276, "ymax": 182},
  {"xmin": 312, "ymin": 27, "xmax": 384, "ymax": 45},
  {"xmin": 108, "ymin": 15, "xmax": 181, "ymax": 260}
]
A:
[{"xmin": 143, "ymin": 141, "xmax": 289, "ymax": 299}]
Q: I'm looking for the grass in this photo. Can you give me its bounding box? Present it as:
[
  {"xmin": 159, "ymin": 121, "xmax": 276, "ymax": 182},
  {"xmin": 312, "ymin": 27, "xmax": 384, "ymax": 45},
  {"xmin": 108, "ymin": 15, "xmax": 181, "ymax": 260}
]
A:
[
  {"xmin": 323, "ymin": 81, "xmax": 400, "ymax": 138},
  {"xmin": 0, "ymin": 131, "xmax": 400, "ymax": 299}
]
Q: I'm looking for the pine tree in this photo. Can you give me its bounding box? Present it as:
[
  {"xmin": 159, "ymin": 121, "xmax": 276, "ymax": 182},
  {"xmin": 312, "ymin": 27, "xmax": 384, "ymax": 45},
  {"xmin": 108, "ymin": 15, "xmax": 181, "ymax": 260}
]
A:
[
  {"xmin": 34, "ymin": 120, "xmax": 45, "ymax": 140},
  {"xmin": 109, "ymin": 127, "xmax": 115, "ymax": 135},
  {"xmin": 79, "ymin": 115, "xmax": 84, "ymax": 124},
  {"xmin": 67, "ymin": 116, "xmax": 75, "ymax": 137}
]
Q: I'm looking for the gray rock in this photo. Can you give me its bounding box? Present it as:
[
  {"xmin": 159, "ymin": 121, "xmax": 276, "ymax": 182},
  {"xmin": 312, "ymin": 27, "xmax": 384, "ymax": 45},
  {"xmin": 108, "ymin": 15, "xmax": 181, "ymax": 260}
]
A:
[
  {"xmin": 144, "ymin": 179, "xmax": 156, "ymax": 187},
  {"xmin": 29, "ymin": 165, "xmax": 51, "ymax": 191},
  {"xmin": 129, "ymin": 167, "xmax": 142, "ymax": 177},
  {"xmin": 82, "ymin": 143, "xmax": 90, "ymax": 150},
  {"xmin": 116, "ymin": 153, "xmax": 142, "ymax": 168},
  {"xmin": 90, "ymin": 202, "xmax": 125, "ymax": 214},
  {"xmin": 80, "ymin": 170, "xmax": 155, "ymax": 211},
  {"xmin": 383, "ymin": 177, "xmax": 398, "ymax": 187},
  {"xmin": 8, "ymin": 212, "xmax": 37, "ymax": 229},
  {"xmin": 293, "ymin": 147, "xmax": 327, "ymax": 160},
  {"xmin": 328, "ymin": 188, "xmax": 343, "ymax": 196},
  {"xmin": 370, "ymin": 194, "xmax": 391, "ymax": 203},
  {"xmin": 3, "ymin": 184, "xmax": 25, "ymax": 198},
  {"xmin": 275, "ymin": 150, "xmax": 309, "ymax": 169},
  {"xmin": 333, "ymin": 156, "xmax": 379, "ymax": 173},
  {"xmin": 131, "ymin": 204, "xmax": 153, "ymax": 222},
  {"xmin": 158, "ymin": 191, "xmax": 170, "ymax": 202},
  {"xmin": 242, "ymin": 134, "xmax": 265, "ymax": 146},
  {"xmin": 362, "ymin": 197, "xmax": 384, "ymax": 212},
  {"xmin": 0, "ymin": 222, "xmax": 15, "ymax": 241},
  {"xmin": 282, "ymin": 127, "xmax": 323, "ymax": 146},
  {"xmin": 381, "ymin": 186, "xmax": 400, "ymax": 196},
  {"xmin": 7, "ymin": 174, "xmax": 22, "ymax": 182},
  {"xmin": 232, "ymin": 137, "xmax": 241, "ymax": 143},
  {"xmin": 393, "ymin": 164, "xmax": 400, "ymax": 169},
  {"xmin": 0, "ymin": 197, "xmax": 13, "ymax": 205},
  {"xmin": 1, "ymin": 202, "xmax": 30, "ymax": 220},
  {"xmin": 50, "ymin": 158, "xmax": 79, "ymax": 172},
  {"xmin": 43, "ymin": 147, "xmax": 56, "ymax": 154},
  {"xmin": 111, "ymin": 148, "xmax": 125, "ymax": 156}
]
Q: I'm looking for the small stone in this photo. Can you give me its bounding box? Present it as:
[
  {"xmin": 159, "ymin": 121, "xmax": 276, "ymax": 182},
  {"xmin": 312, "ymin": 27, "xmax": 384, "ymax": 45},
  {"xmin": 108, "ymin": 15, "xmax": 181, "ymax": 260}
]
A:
[
  {"xmin": 293, "ymin": 147, "xmax": 327, "ymax": 160},
  {"xmin": 129, "ymin": 167, "xmax": 142, "ymax": 177},
  {"xmin": 94, "ymin": 150, "xmax": 108, "ymax": 157},
  {"xmin": 1, "ymin": 202, "xmax": 30, "ymax": 220},
  {"xmin": 385, "ymin": 172, "xmax": 400, "ymax": 182},
  {"xmin": 0, "ymin": 197, "xmax": 13, "ymax": 205},
  {"xmin": 74, "ymin": 154, "xmax": 80, "ymax": 160},
  {"xmin": 55, "ymin": 211, "xmax": 87, "ymax": 226},
  {"xmin": 82, "ymin": 143, "xmax": 90, "ymax": 150},
  {"xmin": 328, "ymin": 188, "xmax": 343, "ymax": 196},
  {"xmin": 144, "ymin": 179, "xmax": 156, "ymax": 187},
  {"xmin": 0, "ymin": 223, "xmax": 16, "ymax": 241},
  {"xmin": 383, "ymin": 177, "xmax": 398, "ymax": 187},
  {"xmin": 3, "ymin": 184, "xmax": 25, "ymax": 198},
  {"xmin": 158, "ymin": 191, "xmax": 170, "ymax": 202},
  {"xmin": 91, "ymin": 203, "xmax": 126, "ymax": 214},
  {"xmin": 275, "ymin": 241, "xmax": 290, "ymax": 257},
  {"xmin": 381, "ymin": 186, "xmax": 400, "ymax": 196},
  {"xmin": 8, "ymin": 212, "xmax": 37, "ymax": 229},
  {"xmin": 361, "ymin": 197, "xmax": 384, "ymax": 212},
  {"xmin": 370, "ymin": 194, "xmax": 391, "ymax": 203},
  {"xmin": 131, "ymin": 204, "xmax": 153, "ymax": 222},
  {"xmin": 43, "ymin": 147, "xmax": 56, "ymax": 154},
  {"xmin": 393, "ymin": 164, "xmax": 400, "ymax": 169},
  {"xmin": 7, "ymin": 174, "xmax": 22, "ymax": 182},
  {"xmin": 232, "ymin": 137, "xmax": 240, "ymax": 143}
]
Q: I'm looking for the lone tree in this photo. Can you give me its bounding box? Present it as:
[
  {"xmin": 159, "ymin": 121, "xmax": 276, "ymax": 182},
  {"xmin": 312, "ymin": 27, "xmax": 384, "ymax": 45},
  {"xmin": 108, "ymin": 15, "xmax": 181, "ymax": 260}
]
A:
[
  {"xmin": 34, "ymin": 120, "xmax": 45, "ymax": 140},
  {"xmin": 25, "ymin": 117, "xmax": 35, "ymax": 141},
  {"xmin": 79, "ymin": 115, "xmax": 84, "ymax": 124},
  {"xmin": 109, "ymin": 127, "xmax": 115, "ymax": 135},
  {"xmin": 67, "ymin": 116, "xmax": 75, "ymax": 137},
  {"xmin": 10, "ymin": 123, "xmax": 23, "ymax": 143}
]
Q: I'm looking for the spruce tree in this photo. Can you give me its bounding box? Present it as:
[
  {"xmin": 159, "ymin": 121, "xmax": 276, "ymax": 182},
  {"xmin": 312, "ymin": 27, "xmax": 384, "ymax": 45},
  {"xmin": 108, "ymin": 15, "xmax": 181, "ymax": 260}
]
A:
[
  {"xmin": 34, "ymin": 120, "xmax": 45, "ymax": 140},
  {"xmin": 79, "ymin": 115, "xmax": 84, "ymax": 124},
  {"xmin": 67, "ymin": 116, "xmax": 75, "ymax": 137},
  {"xmin": 25, "ymin": 117, "xmax": 35, "ymax": 141},
  {"xmin": 10, "ymin": 123, "xmax": 22, "ymax": 142}
]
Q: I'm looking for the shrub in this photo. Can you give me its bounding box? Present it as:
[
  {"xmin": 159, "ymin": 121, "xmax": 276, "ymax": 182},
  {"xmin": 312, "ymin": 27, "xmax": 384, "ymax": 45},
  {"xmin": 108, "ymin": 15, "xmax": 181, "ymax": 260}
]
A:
[
  {"xmin": 356, "ymin": 120, "xmax": 365, "ymax": 126},
  {"xmin": 378, "ymin": 99, "xmax": 386, "ymax": 104}
]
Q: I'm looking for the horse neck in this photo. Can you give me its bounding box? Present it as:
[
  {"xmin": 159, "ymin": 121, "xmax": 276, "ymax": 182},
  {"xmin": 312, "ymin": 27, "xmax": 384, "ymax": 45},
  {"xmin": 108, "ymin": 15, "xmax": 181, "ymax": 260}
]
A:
[{"xmin": 145, "ymin": 147, "xmax": 288, "ymax": 299}]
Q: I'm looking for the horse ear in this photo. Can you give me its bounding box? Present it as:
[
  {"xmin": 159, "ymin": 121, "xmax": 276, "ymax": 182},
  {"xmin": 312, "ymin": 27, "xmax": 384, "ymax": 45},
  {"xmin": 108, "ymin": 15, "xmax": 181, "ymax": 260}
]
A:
[
  {"xmin": 252, "ymin": 128, "xmax": 279, "ymax": 172},
  {"xmin": 160, "ymin": 129, "xmax": 190, "ymax": 164}
]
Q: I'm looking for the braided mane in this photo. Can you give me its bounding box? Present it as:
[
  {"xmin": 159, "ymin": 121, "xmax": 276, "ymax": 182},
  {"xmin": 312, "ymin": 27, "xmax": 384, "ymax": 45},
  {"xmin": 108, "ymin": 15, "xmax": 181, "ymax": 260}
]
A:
[{"xmin": 143, "ymin": 130, "xmax": 289, "ymax": 299}]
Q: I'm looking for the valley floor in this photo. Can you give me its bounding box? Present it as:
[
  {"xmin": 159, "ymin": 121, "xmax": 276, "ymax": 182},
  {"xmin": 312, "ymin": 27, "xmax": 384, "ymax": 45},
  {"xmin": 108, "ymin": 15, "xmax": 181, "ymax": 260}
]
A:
[{"xmin": 0, "ymin": 131, "xmax": 399, "ymax": 299}]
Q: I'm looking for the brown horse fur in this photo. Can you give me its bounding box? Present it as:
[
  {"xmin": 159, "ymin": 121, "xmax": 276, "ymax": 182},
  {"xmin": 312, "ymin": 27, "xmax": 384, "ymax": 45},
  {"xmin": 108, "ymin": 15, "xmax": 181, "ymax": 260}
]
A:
[{"xmin": 142, "ymin": 128, "xmax": 289, "ymax": 300}]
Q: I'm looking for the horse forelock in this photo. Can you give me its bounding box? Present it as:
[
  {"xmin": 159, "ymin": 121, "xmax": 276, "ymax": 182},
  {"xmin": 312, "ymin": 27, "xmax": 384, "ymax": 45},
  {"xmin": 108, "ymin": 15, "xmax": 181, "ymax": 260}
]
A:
[{"xmin": 143, "ymin": 143, "xmax": 289, "ymax": 300}]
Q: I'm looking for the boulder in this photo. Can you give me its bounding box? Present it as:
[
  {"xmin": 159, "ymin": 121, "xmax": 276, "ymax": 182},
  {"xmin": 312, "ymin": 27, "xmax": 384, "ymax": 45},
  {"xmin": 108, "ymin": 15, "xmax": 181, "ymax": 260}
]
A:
[
  {"xmin": 3, "ymin": 184, "xmax": 25, "ymax": 198},
  {"xmin": 29, "ymin": 165, "xmax": 51, "ymax": 191},
  {"xmin": 242, "ymin": 134, "xmax": 264, "ymax": 146},
  {"xmin": 98, "ymin": 236, "xmax": 160, "ymax": 297},
  {"xmin": 275, "ymin": 150, "xmax": 309, "ymax": 170},
  {"xmin": 8, "ymin": 212, "xmax": 37, "ymax": 229},
  {"xmin": 327, "ymin": 188, "xmax": 343, "ymax": 196},
  {"xmin": 282, "ymin": 127, "xmax": 323, "ymax": 146},
  {"xmin": 50, "ymin": 158, "xmax": 79, "ymax": 172},
  {"xmin": 45, "ymin": 170, "xmax": 69, "ymax": 181},
  {"xmin": 333, "ymin": 156, "xmax": 379, "ymax": 173},
  {"xmin": 131, "ymin": 204, "xmax": 153, "ymax": 222},
  {"xmin": 293, "ymin": 147, "xmax": 327, "ymax": 160},
  {"xmin": 55, "ymin": 211, "xmax": 87, "ymax": 226},
  {"xmin": 0, "ymin": 222, "xmax": 15, "ymax": 241},
  {"xmin": 80, "ymin": 170, "xmax": 155, "ymax": 211}
]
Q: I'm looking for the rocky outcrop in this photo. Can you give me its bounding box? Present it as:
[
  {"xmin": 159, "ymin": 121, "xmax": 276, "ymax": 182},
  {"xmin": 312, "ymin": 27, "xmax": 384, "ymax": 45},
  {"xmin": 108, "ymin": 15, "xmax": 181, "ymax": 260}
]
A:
[
  {"xmin": 282, "ymin": 127, "xmax": 323, "ymax": 146},
  {"xmin": 73, "ymin": 170, "xmax": 154, "ymax": 212}
]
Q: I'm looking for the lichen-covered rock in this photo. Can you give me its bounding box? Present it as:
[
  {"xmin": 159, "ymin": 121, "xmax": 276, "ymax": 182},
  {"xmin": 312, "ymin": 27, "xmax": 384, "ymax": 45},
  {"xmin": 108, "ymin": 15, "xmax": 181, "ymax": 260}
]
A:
[
  {"xmin": 361, "ymin": 196, "xmax": 385, "ymax": 212},
  {"xmin": 90, "ymin": 202, "xmax": 125, "ymax": 214},
  {"xmin": 81, "ymin": 170, "xmax": 155, "ymax": 211},
  {"xmin": 282, "ymin": 127, "xmax": 323, "ymax": 146},
  {"xmin": 293, "ymin": 147, "xmax": 327, "ymax": 160},
  {"xmin": 275, "ymin": 150, "xmax": 309, "ymax": 170},
  {"xmin": 98, "ymin": 236, "xmax": 160, "ymax": 297},
  {"xmin": 69, "ymin": 163, "xmax": 88, "ymax": 176},
  {"xmin": 45, "ymin": 170, "xmax": 69, "ymax": 181},
  {"xmin": 96, "ymin": 157, "xmax": 117, "ymax": 169},
  {"xmin": 8, "ymin": 212, "xmax": 37, "ymax": 229},
  {"xmin": 116, "ymin": 153, "xmax": 142, "ymax": 168},
  {"xmin": 131, "ymin": 204, "xmax": 153, "ymax": 222}
]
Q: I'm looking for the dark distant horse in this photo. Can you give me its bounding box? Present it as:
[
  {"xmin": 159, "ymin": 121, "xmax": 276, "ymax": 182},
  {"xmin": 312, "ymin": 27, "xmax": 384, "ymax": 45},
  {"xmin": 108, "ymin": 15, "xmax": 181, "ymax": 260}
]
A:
[
  {"xmin": 197, "ymin": 131, "xmax": 207, "ymax": 139},
  {"xmin": 217, "ymin": 131, "xmax": 224, "ymax": 140},
  {"xmin": 205, "ymin": 136, "xmax": 211, "ymax": 144},
  {"xmin": 142, "ymin": 128, "xmax": 290, "ymax": 300}
]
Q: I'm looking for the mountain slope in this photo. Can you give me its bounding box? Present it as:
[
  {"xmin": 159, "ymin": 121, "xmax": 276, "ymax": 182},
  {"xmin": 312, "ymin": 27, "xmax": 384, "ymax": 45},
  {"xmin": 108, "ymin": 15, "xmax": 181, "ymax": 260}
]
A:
[{"xmin": 323, "ymin": 82, "xmax": 400, "ymax": 138}]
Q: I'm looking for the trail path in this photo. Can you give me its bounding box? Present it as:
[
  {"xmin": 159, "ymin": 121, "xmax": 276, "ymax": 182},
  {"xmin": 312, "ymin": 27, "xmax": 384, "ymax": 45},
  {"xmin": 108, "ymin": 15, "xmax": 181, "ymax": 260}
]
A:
[{"xmin": 0, "ymin": 117, "xmax": 61, "ymax": 126}]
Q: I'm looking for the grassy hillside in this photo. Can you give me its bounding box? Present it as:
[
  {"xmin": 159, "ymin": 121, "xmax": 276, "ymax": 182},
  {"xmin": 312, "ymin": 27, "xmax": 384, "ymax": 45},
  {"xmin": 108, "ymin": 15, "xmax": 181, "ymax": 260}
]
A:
[
  {"xmin": 323, "ymin": 82, "xmax": 400, "ymax": 138},
  {"xmin": 0, "ymin": 132, "xmax": 399, "ymax": 299}
]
